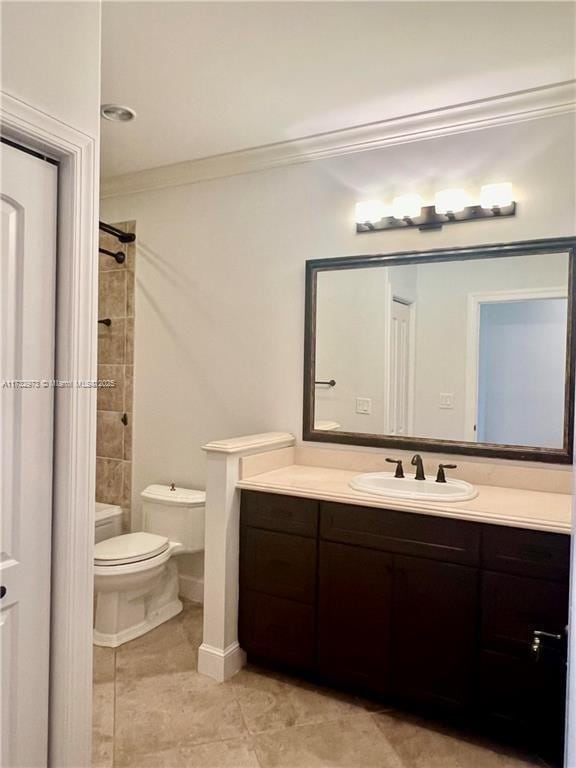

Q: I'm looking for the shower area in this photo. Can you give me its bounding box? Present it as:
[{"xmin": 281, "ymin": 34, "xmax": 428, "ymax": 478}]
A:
[{"xmin": 96, "ymin": 221, "xmax": 136, "ymax": 531}]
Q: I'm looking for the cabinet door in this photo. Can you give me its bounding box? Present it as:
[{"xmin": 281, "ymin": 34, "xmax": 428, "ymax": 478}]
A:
[
  {"xmin": 239, "ymin": 524, "xmax": 318, "ymax": 672},
  {"xmin": 240, "ymin": 590, "xmax": 315, "ymax": 670},
  {"xmin": 479, "ymin": 571, "xmax": 567, "ymax": 757},
  {"xmin": 318, "ymin": 542, "xmax": 393, "ymax": 694},
  {"xmin": 392, "ymin": 555, "xmax": 478, "ymax": 711}
]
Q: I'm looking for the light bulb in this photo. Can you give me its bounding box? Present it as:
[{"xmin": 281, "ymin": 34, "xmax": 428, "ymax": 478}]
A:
[
  {"xmin": 392, "ymin": 194, "xmax": 423, "ymax": 220},
  {"xmin": 480, "ymin": 182, "xmax": 513, "ymax": 209},
  {"xmin": 355, "ymin": 200, "xmax": 388, "ymax": 224},
  {"xmin": 434, "ymin": 188, "xmax": 468, "ymax": 215}
]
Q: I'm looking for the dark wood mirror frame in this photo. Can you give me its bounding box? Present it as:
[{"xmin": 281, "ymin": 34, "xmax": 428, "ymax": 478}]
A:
[{"xmin": 303, "ymin": 237, "xmax": 576, "ymax": 464}]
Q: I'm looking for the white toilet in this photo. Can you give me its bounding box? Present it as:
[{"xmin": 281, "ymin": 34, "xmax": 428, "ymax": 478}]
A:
[{"xmin": 93, "ymin": 484, "xmax": 205, "ymax": 648}]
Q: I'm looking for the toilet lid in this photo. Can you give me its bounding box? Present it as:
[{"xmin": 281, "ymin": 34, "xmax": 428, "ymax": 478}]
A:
[{"xmin": 94, "ymin": 532, "xmax": 169, "ymax": 566}]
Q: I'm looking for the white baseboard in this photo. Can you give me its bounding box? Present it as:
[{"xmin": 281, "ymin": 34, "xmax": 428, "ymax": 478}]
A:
[
  {"xmin": 197, "ymin": 642, "xmax": 246, "ymax": 682},
  {"xmin": 179, "ymin": 573, "xmax": 204, "ymax": 604}
]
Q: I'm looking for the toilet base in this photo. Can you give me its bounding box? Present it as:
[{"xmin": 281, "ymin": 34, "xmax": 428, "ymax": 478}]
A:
[
  {"xmin": 94, "ymin": 598, "xmax": 183, "ymax": 647},
  {"xmin": 94, "ymin": 557, "xmax": 183, "ymax": 648}
]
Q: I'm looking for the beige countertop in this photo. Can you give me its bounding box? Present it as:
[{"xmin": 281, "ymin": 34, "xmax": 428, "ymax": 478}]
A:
[{"xmin": 237, "ymin": 464, "xmax": 572, "ymax": 534}]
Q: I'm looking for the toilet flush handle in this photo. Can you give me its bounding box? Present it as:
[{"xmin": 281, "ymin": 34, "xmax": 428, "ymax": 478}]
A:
[{"xmin": 169, "ymin": 483, "xmax": 176, "ymax": 491}]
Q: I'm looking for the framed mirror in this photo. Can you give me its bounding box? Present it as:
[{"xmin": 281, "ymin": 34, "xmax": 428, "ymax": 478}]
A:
[{"xmin": 303, "ymin": 237, "xmax": 576, "ymax": 463}]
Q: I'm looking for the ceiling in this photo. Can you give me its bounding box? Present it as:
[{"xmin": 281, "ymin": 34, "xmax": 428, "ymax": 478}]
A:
[{"xmin": 100, "ymin": 1, "xmax": 575, "ymax": 179}]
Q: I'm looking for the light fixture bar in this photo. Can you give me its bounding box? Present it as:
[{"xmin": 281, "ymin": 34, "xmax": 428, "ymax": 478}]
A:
[{"xmin": 356, "ymin": 202, "xmax": 516, "ymax": 233}]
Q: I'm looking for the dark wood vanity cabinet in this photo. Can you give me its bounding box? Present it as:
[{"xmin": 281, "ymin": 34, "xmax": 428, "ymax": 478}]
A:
[
  {"xmin": 317, "ymin": 502, "xmax": 481, "ymax": 710},
  {"xmin": 390, "ymin": 555, "xmax": 478, "ymax": 710},
  {"xmin": 317, "ymin": 541, "xmax": 393, "ymax": 693},
  {"xmin": 239, "ymin": 492, "xmax": 318, "ymax": 671},
  {"xmin": 239, "ymin": 490, "xmax": 569, "ymax": 756}
]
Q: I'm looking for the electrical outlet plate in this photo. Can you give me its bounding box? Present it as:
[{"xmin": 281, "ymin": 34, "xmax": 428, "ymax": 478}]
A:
[
  {"xmin": 439, "ymin": 393, "xmax": 455, "ymax": 409},
  {"xmin": 355, "ymin": 397, "xmax": 372, "ymax": 415}
]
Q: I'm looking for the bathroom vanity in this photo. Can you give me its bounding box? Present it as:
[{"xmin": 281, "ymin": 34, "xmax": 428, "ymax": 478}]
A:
[
  {"xmin": 237, "ymin": 469, "xmax": 570, "ymax": 759},
  {"xmin": 199, "ymin": 237, "xmax": 576, "ymax": 764}
]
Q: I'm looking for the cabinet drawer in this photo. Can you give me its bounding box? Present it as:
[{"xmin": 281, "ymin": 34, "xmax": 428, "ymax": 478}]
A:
[
  {"xmin": 241, "ymin": 491, "xmax": 318, "ymax": 537},
  {"xmin": 482, "ymin": 571, "xmax": 568, "ymax": 655},
  {"xmin": 482, "ymin": 526, "xmax": 570, "ymax": 581},
  {"xmin": 239, "ymin": 590, "xmax": 315, "ymax": 670},
  {"xmin": 240, "ymin": 527, "xmax": 317, "ymax": 604},
  {"xmin": 320, "ymin": 502, "xmax": 480, "ymax": 565}
]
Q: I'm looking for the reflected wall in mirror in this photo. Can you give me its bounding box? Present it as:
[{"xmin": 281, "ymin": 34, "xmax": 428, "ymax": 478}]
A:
[{"xmin": 304, "ymin": 238, "xmax": 576, "ymax": 463}]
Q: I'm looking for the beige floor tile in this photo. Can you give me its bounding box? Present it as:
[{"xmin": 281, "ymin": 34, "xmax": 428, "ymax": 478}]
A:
[
  {"xmin": 372, "ymin": 712, "xmax": 542, "ymax": 768},
  {"xmin": 114, "ymin": 670, "xmax": 246, "ymax": 758},
  {"xmin": 115, "ymin": 611, "xmax": 197, "ymax": 681},
  {"xmin": 93, "ymin": 646, "xmax": 115, "ymax": 685},
  {"xmin": 179, "ymin": 600, "xmax": 204, "ymax": 650},
  {"xmin": 254, "ymin": 713, "xmax": 404, "ymax": 768},
  {"xmin": 231, "ymin": 665, "xmax": 298, "ymax": 734},
  {"xmin": 115, "ymin": 735, "xmax": 260, "ymax": 768},
  {"xmin": 286, "ymin": 676, "xmax": 386, "ymax": 727},
  {"xmin": 92, "ymin": 682, "xmax": 114, "ymax": 768},
  {"xmin": 232, "ymin": 663, "xmax": 389, "ymax": 735}
]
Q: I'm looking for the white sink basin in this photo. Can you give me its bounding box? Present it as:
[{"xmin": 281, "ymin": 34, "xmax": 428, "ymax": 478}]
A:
[{"xmin": 349, "ymin": 472, "xmax": 478, "ymax": 502}]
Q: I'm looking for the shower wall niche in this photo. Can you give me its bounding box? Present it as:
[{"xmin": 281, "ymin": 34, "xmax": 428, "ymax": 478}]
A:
[{"xmin": 96, "ymin": 221, "xmax": 136, "ymax": 531}]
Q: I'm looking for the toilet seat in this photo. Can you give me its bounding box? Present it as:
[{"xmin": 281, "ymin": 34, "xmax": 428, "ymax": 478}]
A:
[{"xmin": 94, "ymin": 532, "xmax": 169, "ymax": 566}]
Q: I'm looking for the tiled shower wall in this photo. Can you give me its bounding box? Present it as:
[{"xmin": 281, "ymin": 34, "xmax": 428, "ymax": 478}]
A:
[{"xmin": 96, "ymin": 221, "xmax": 136, "ymax": 531}]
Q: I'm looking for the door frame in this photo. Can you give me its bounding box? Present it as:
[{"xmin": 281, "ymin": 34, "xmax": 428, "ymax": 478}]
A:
[
  {"xmin": 385, "ymin": 288, "xmax": 416, "ymax": 435},
  {"xmin": 464, "ymin": 287, "xmax": 568, "ymax": 443},
  {"xmin": 1, "ymin": 91, "xmax": 98, "ymax": 767}
]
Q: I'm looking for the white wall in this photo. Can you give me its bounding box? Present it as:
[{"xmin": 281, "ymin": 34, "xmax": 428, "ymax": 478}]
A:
[
  {"xmin": 315, "ymin": 268, "xmax": 389, "ymax": 433},
  {"xmin": 1, "ymin": 1, "xmax": 101, "ymax": 139},
  {"xmin": 100, "ymin": 114, "xmax": 576, "ymax": 525}
]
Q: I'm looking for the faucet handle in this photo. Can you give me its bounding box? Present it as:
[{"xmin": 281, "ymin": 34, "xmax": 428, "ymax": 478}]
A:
[
  {"xmin": 386, "ymin": 458, "xmax": 404, "ymax": 478},
  {"xmin": 436, "ymin": 464, "xmax": 457, "ymax": 483}
]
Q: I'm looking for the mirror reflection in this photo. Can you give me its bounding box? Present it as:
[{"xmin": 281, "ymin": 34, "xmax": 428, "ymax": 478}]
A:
[{"xmin": 314, "ymin": 251, "xmax": 570, "ymax": 449}]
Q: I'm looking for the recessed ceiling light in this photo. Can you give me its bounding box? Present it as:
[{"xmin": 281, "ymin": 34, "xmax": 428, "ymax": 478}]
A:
[{"xmin": 100, "ymin": 104, "xmax": 137, "ymax": 122}]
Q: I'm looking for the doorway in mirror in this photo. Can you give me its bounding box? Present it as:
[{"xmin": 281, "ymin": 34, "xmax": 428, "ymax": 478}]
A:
[{"xmin": 473, "ymin": 295, "xmax": 567, "ymax": 447}]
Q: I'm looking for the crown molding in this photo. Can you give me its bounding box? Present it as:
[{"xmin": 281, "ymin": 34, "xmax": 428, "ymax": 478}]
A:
[{"xmin": 101, "ymin": 80, "xmax": 576, "ymax": 199}]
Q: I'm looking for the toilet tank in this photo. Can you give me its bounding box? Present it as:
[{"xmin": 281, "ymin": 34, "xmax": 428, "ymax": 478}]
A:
[
  {"xmin": 95, "ymin": 502, "xmax": 123, "ymax": 543},
  {"xmin": 141, "ymin": 484, "xmax": 205, "ymax": 553}
]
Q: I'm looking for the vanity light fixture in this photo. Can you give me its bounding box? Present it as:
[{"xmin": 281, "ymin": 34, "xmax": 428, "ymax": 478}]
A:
[
  {"xmin": 480, "ymin": 182, "xmax": 513, "ymax": 209},
  {"xmin": 356, "ymin": 182, "xmax": 516, "ymax": 233},
  {"xmin": 392, "ymin": 193, "xmax": 424, "ymax": 220},
  {"xmin": 434, "ymin": 188, "xmax": 469, "ymax": 215},
  {"xmin": 354, "ymin": 200, "xmax": 388, "ymax": 226}
]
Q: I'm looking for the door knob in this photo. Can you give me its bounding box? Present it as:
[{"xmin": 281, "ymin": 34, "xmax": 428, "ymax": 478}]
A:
[{"xmin": 531, "ymin": 629, "xmax": 564, "ymax": 661}]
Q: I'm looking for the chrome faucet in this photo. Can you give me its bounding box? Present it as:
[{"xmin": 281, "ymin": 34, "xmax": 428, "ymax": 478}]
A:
[{"xmin": 411, "ymin": 454, "xmax": 425, "ymax": 481}]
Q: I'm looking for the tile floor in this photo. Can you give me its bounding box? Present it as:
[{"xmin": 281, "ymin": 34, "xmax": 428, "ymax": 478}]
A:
[{"xmin": 93, "ymin": 601, "xmax": 546, "ymax": 768}]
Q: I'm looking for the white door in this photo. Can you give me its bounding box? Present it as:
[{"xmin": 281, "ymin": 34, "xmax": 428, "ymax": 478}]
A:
[
  {"xmin": 389, "ymin": 298, "xmax": 412, "ymax": 435},
  {"xmin": 1, "ymin": 141, "xmax": 57, "ymax": 767}
]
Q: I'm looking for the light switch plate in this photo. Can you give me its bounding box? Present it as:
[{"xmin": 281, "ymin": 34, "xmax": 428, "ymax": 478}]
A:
[
  {"xmin": 356, "ymin": 397, "xmax": 372, "ymax": 415},
  {"xmin": 439, "ymin": 393, "xmax": 455, "ymax": 409}
]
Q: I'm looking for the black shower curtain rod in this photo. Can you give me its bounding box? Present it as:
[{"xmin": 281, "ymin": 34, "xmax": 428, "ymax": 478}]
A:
[{"xmin": 99, "ymin": 221, "xmax": 136, "ymax": 243}]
